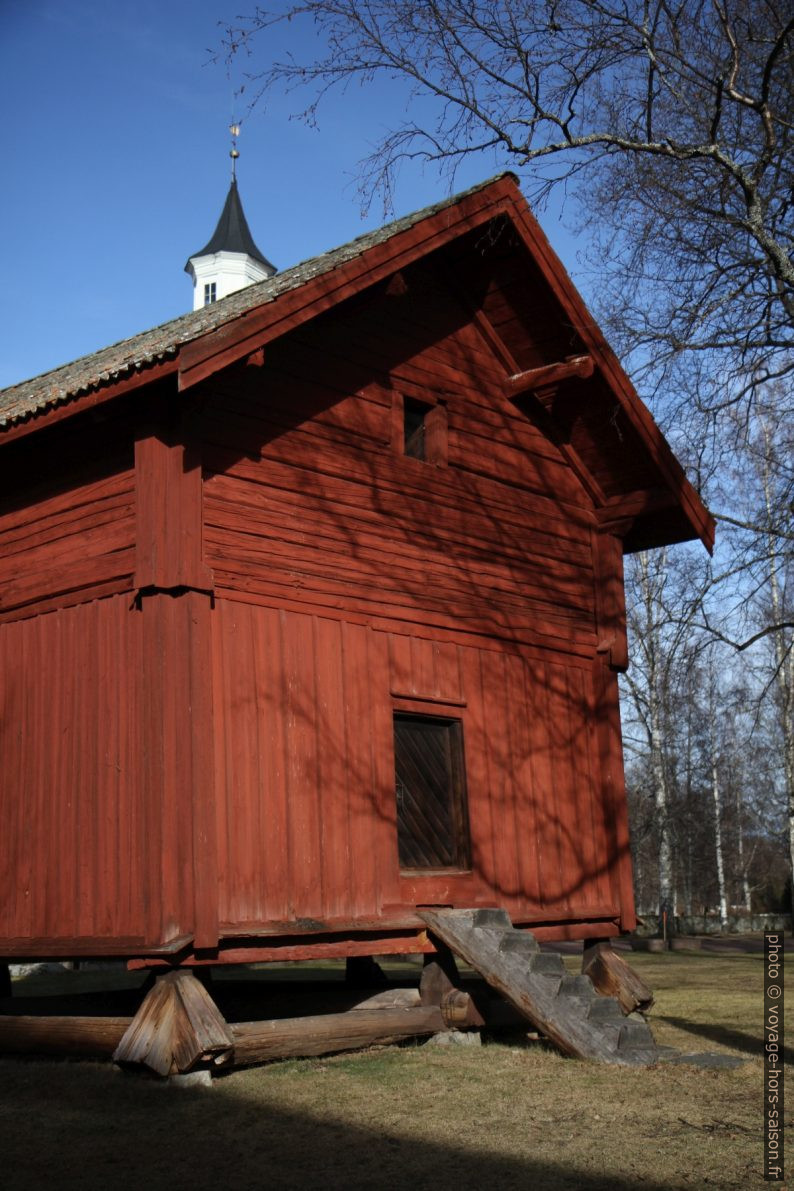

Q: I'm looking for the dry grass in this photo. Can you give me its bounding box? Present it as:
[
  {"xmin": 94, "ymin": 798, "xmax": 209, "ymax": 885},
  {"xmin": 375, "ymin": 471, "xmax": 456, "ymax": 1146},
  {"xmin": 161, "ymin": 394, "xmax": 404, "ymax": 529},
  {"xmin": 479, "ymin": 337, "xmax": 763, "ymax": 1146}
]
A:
[{"xmin": 0, "ymin": 948, "xmax": 790, "ymax": 1191}]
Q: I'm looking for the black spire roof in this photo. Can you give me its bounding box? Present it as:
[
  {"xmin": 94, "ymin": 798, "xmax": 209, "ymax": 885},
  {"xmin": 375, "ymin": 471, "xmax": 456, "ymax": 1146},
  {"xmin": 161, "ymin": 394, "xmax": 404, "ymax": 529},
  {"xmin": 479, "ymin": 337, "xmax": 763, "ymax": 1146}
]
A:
[{"xmin": 185, "ymin": 179, "xmax": 275, "ymax": 273}]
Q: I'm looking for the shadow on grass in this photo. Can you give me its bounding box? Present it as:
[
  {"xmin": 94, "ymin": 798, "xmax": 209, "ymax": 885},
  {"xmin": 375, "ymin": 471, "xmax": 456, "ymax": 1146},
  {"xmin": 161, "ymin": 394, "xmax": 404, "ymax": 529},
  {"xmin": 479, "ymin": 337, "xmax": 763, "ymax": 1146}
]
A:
[
  {"xmin": 660, "ymin": 1014, "xmax": 794, "ymax": 1065},
  {"xmin": 1, "ymin": 1057, "xmax": 688, "ymax": 1191}
]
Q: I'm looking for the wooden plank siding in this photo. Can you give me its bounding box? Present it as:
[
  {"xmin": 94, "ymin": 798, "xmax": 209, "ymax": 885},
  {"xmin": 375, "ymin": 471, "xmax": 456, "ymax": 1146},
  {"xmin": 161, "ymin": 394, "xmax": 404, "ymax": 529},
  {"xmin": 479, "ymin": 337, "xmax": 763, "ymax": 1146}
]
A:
[
  {"xmin": 0, "ymin": 461, "xmax": 136, "ymax": 620},
  {"xmin": 199, "ymin": 288, "xmax": 632, "ymax": 936},
  {"xmin": 0, "ymin": 596, "xmax": 149, "ymax": 945},
  {"xmin": 208, "ymin": 603, "xmax": 623, "ymax": 930},
  {"xmin": 199, "ymin": 292, "xmax": 598, "ymax": 658}
]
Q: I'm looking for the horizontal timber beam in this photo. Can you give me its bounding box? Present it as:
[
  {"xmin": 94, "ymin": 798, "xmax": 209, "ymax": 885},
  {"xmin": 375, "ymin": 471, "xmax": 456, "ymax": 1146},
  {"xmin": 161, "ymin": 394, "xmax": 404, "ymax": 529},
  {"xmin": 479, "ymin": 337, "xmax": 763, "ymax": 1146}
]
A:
[
  {"xmin": 505, "ymin": 354, "xmax": 594, "ymax": 398},
  {"xmin": 230, "ymin": 1006, "xmax": 446, "ymax": 1067}
]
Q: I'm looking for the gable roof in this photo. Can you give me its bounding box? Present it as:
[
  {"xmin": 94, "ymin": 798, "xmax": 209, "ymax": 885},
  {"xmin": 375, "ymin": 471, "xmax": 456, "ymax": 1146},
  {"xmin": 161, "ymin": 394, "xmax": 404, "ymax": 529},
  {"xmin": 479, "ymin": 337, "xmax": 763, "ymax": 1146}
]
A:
[
  {"xmin": 184, "ymin": 178, "xmax": 275, "ymax": 273},
  {"xmin": 0, "ymin": 177, "xmax": 493, "ymax": 432},
  {"xmin": 0, "ymin": 174, "xmax": 714, "ymax": 553}
]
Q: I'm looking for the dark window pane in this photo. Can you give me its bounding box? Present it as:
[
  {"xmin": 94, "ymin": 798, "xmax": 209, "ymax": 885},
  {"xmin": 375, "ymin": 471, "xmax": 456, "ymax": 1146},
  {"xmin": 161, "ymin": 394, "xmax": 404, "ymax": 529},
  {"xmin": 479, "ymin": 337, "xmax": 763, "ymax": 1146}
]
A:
[
  {"xmin": 394, "ymin": 714, "xmax": 470, "ymax": 870},
  {"xmin": 403, "ymin": 398, "xmax": 430, "ymax": 460}
]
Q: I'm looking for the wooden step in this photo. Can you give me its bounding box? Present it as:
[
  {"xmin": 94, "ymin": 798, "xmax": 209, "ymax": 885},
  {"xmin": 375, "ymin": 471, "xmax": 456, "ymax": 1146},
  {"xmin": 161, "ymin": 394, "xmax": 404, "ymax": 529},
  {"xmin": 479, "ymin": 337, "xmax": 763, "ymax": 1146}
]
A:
[{"xmin": 418, "ymin": 908, "xmax": 658, "ymax": 1066}]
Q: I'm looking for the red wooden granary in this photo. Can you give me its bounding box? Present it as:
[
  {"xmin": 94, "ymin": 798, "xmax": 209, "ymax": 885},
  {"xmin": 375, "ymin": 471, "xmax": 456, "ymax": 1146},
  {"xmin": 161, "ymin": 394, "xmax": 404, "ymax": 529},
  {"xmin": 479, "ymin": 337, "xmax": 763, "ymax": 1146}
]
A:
[{"xmin": 0, "ymin": 174, "xmax": 713, "ymax": 972}]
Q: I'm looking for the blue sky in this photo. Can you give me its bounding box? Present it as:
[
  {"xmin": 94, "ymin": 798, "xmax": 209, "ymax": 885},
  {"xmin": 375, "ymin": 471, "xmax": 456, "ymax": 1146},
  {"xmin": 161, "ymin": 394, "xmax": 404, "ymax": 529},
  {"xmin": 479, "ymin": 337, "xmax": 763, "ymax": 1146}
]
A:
[{"xmin": 0, "ymin": 0, "xmax": 579, "ymax": 389}]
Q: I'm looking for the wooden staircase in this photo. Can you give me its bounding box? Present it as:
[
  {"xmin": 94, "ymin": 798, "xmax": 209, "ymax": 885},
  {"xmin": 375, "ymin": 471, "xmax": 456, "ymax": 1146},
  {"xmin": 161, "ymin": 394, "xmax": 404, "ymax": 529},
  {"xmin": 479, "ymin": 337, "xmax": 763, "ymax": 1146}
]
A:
[{"xmin": 419, "ymin": 908, "xmax": 658, "ymax": 1066}]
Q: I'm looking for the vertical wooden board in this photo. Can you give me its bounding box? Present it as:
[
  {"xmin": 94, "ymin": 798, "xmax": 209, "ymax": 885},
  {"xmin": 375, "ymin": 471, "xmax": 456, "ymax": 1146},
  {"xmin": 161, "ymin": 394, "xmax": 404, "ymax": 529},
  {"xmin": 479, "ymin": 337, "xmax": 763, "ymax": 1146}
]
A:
[
  {"xmin": 409, "ymin": 637, "xmax": 437, "ymax": 698},
  {"xmin": 431, "ymin": 641, "xmax": 464, "ymax": 705},
  {"xmin": 572, "ymin": 664, "xmax": 614, "ymax": 908},
  {"xmin": 593, "ymin": 658, "xmax": 637, "ymax": 929},
  {"xmin": 97, "ymin": 603, "xmax": 115, "ymax": 934},
  {"xmin": 314, "ymin": 616, "xmax": 352, "ymax": 920},
  {"xmin": 505, "ymin": 651, "xmax": 542, "ymax": 907},
  {"xmin": 282, "ymin": 608, "xmax": 323, "ymax": 917},
  {"xmin": 455, "ymin": 647, "xmax": 496, "ymax": 893},
  {"xmin": 388, "ymin": 633, "xmax": 413, "ymax": 696},
  {"xmin": 140, "ymin": 596, "xmax": 165, "ymax": 945},
  {"xmin": 157, "ymin": 597, "xmax": 182, "ymax": 940},
  {"xmin": 523, "ymin": 657, "xmax": 558, "ymax": 909},
  {"xmin": 548, "ymin": 660, "xmax": 580, "ymax": 913},
  {"xmin": 16, "ymin": 617, "xmax": 35, "ymax": 938},
  {"xmin": 77, "ymin": 604, "xmax": 100, "ymax": 937},
  {"xmin": 587, "ymin": 669, "xmax": 618, "ymax": 910},
  {"xmin": 22, "ymin": 615, "xmax": 42, "ymax": 938},
  {"xmin": 479, "ymin": 648, "xmax": 521, "ymax": 902},
  {"xmin": 216, "ymin": 601, "xmax": 260, "ymax": 922},
  {"xmin": 547, "ymin": 661, "xmax": 579, "ymax": 912},
  {"xmin": 349, "ymin": 623, "xmax": 398, "ymax": 914},
  {"xmin": 210, "ymin": 598, "xmax": 232, "ymax": 923},
  {"xmin": 121, "ymin": 599, "xmax": 144, "ymax": 934},
  {"xmin": 228, "ymin": 601, "xmax": 266, "ymax": 925},
  {"xmin": 45, "ymin": 611, "xmax": 73, "ymax": 938},
  {"xmin": 563, "ymin": 664, "xmax": 603, "ymax": 909},
  {"xmin": 186, "ymin": 590, "xmax": 218, "ymax": 949},
  {"xmin": 258, "ymin": 604, "xmax": 290, "ymax": 921}
]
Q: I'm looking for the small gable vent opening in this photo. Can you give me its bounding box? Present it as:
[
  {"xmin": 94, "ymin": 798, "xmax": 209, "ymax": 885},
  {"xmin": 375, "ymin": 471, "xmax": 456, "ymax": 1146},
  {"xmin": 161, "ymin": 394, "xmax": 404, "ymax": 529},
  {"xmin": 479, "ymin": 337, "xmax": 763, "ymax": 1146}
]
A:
[
  {"xmin": 393, "ymin": 713, "xmax": 470, "ymax": 871},
  {"xmin": 404, "ymin": 397, "xmax": 431, "ymax": 460},
  {"xmin": 397, "ymin": 395, "xmax": 448, "ymax": 464}
]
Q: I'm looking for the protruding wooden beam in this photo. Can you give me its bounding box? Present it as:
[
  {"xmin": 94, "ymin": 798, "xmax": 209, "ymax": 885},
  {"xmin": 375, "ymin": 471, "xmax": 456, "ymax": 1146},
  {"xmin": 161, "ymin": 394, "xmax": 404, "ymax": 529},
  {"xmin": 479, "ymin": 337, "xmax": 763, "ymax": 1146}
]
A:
[
  {"xmin": 421, "ymin": 957, "xmax": 485, "ymax": 1029},
  {"xmin": 582, "ymin": 942, "xmax": 654, "ymax": 1015},
  {"xmin": 506, "ymin": 354, "xmax": 594, "ymax": 399}
]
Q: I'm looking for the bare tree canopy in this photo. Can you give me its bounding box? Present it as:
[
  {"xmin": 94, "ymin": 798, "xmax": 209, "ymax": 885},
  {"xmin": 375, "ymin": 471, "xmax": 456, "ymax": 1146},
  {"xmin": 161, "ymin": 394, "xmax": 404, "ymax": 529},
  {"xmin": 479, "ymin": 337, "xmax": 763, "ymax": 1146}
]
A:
[{"xmin": 226, "ymin": 1, "xmax": 794, "ymax": 407}]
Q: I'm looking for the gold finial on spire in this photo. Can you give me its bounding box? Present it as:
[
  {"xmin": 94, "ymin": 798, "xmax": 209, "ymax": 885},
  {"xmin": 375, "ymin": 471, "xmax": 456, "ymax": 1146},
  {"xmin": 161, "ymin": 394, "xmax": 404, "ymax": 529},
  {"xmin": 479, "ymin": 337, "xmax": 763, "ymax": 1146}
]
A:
[{"xmin": 229, "ymin": 122, "xmax": 241, "ymax": 179}]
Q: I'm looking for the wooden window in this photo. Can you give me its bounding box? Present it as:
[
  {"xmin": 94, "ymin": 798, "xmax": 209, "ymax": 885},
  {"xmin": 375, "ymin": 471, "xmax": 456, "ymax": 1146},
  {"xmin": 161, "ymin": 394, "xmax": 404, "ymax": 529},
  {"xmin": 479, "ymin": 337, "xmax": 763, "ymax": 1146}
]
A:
[
  {"xmin": 393, "ymin": 713, "xmax": 470, "ymax": 871},
  {"xmin": 204, "ymin": 282, "xmax": 217, "ymax": 305},
  {"xmin": 403, "ymin": 398, "xmax": 431, "ymax": 460},
  {"xmin": 393, "ymin": 394, "xmax": 448, "ymax": 465}
]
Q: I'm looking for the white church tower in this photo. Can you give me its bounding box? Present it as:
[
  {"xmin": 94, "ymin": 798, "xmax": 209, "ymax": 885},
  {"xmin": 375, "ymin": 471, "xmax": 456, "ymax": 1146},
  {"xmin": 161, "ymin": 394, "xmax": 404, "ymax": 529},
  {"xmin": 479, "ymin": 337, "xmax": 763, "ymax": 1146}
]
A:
[{"xmin": 185, "ymin": 128, "xmax": 276, "ymax": 310}]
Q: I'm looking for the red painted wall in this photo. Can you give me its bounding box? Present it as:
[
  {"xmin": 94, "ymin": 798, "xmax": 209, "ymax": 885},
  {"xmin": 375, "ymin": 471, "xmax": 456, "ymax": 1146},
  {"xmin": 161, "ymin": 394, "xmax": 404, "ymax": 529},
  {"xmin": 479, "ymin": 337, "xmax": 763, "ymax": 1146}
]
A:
[{"xmin": 0, "ymin": 265, "xmax": 637, "ymax": 957}]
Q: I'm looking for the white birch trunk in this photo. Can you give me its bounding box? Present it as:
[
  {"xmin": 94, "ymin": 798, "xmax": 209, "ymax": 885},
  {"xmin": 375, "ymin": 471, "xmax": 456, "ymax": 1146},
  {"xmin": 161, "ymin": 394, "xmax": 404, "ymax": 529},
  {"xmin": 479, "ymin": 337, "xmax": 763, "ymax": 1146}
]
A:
[
  {"xmin": 761, "ymin": 425, "xmax": 794, "ymax": 908},
  {"xmin": 711, "ymin": 757, "xmax": 729, "ymax": 927}
]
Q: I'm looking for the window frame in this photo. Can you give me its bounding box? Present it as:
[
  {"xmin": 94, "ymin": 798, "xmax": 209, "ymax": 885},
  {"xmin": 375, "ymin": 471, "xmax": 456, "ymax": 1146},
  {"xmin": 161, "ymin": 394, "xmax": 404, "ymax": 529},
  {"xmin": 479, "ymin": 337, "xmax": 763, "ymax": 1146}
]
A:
[{"xmin": 391, "ymin": 393, "xmax": 448, "ymax": 465}]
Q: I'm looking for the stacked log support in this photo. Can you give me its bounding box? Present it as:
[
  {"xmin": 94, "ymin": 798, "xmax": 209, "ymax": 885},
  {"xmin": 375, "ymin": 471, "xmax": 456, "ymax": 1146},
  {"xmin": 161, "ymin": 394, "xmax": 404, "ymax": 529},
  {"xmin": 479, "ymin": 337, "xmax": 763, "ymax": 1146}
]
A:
[{"xmin": 112, "ymin": 970, "xmax": 234, "ymax": 1077}]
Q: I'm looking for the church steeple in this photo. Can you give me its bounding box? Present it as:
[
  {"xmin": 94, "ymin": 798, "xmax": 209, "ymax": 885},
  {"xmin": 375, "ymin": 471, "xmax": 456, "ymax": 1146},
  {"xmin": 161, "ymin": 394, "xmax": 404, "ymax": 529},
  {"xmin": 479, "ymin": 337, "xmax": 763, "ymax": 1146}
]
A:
[{"xmin": 185, "ymin": 128, "xmax": 276, "ymax": 310}]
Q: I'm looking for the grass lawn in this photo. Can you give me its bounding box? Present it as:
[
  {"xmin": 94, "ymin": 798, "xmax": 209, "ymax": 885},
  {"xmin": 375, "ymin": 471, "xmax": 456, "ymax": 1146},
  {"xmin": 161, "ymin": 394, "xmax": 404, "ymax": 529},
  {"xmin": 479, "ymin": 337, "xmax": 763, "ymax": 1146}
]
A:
[{"xmin": 0, "ymin": 948, "xmax": 789, "ymax": 1190}]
